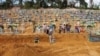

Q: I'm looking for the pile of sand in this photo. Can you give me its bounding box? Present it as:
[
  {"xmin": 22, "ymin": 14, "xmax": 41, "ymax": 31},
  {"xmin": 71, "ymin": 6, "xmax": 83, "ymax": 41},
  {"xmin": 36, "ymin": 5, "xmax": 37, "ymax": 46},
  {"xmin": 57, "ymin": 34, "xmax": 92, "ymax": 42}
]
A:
[
  {"xmin": 0, "ymin": 33, "xmax": 100, "ymax": 56},
  {"xmin": 0, "ymin": 44, "xmax": 52, "ymax": 56}
]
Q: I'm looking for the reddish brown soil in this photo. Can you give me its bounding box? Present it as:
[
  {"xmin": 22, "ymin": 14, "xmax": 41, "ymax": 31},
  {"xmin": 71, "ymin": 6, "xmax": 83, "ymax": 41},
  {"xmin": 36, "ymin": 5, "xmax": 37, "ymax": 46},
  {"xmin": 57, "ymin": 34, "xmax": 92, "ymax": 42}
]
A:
[{"xmin": 0, "ymin": 33, "xmax": 100, "ymax": 56}]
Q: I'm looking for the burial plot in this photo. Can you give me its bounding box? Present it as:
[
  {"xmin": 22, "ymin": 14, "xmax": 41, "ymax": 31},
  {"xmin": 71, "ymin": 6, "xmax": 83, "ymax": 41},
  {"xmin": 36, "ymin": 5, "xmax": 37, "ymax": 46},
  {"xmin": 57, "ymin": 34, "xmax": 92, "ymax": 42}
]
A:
[{"xmin": 89, "ymin": 34, "xmax": 100, "ymax": 42}]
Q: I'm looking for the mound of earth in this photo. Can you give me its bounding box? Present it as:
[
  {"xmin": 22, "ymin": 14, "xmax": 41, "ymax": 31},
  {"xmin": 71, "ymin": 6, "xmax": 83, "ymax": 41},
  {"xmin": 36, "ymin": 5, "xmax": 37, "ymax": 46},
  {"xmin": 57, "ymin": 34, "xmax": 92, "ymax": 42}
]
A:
[{"xmin": 0, "ymin": 33, "xmax": 100, "ymax": 56}]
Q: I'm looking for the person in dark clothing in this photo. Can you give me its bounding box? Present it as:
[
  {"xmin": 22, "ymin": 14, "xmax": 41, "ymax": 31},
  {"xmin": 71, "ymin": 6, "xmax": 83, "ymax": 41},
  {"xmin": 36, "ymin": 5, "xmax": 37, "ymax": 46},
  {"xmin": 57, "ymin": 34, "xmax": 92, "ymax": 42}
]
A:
[
  {"xmin": 8, "ymin": 24, "xmax": 15, "ymax": 33},
  {"xmin": 75, "ymin": 26, "xmax": 80, "ymax": 33},
  {"xmin": 66, "ymin": 24, "xmax": 71, "ymax": 32},
  {"xmin": 59, "ymin": 24, "xmax": 62, "ymax": 33},
  {"xmin": 0, "ymin": 23, "xmax": 4, "ymax": 33},
  {"xmin": 69, "ymin": 25, "xmax": 71, "ymax": 32},
  {"xmin": 34, "ymin": 36, "xmax": 39, "ymax": 43},
  {"xmin": 53, "ymin": 24, "xmax": 56, "ymax": 32},
  {"xmin": 0, "ymin": 23, "xmax": 4, "ymax": 29},
  {"xmin": 33, "ymin": 25, "xmax": 37, "ymax": 33},
  {"xmin": 46, "ymin": 26, "xmax": 49, "ymax": 35},
  {"xmin": 48, "ymin": 27, "xmax": 55, "ymax": 43}
]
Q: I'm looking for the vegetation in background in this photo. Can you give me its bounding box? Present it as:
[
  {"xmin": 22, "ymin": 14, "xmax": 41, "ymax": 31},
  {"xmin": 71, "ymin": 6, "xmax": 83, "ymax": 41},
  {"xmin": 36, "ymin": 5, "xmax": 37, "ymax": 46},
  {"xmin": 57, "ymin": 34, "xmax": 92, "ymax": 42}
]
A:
[{"xmin": 0, "ymin": 0, "xmax": 99, "ymax": 10}]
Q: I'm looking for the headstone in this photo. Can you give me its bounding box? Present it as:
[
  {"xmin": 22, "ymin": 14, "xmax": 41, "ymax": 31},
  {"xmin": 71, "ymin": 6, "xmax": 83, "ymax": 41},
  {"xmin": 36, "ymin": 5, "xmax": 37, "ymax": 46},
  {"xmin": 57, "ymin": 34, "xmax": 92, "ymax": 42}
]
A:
[{"xmin": 89, "ymin": 35, "xmax": 100, "ymax": 42}]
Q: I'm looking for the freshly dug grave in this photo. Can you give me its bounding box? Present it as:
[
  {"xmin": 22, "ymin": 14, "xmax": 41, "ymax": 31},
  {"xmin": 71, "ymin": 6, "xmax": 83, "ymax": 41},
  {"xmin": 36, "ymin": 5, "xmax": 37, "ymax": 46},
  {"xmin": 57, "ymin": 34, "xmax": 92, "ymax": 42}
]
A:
[{"xmin": 0, "ymin": 33, "xmax": 100, "ymax": 56}]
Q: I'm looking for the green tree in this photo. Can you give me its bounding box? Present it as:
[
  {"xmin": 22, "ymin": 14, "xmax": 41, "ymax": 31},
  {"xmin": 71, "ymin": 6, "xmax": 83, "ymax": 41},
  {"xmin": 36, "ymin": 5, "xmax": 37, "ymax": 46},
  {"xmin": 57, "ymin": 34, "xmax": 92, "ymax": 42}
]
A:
[
  {"xmin": 19, "ymin": 0, "xmax": 23, "ymax": 8},
  {"xmin": 31, "ymin": 0, "xmax": 34, "ymax": 2},
  {"xmin": 78, "ymin": 0, "xmax": 88, "ymax": 8},
  {"xmin": 62, "ymin": 0, "xmax": 67, "ymax": 8},
  {"xmin": 40, "ymin": 0, "xmax": 48, "ymax": 8},
  {"xmin": 55, "ymin": 0, "xmax": 62, "ymax": 8},
  {"xmin": 1, "ymin": 2, "xmax": 11, "ymax": 9},
  {"xmin": 6, "ymin": 0, "xmax": 13, "ymax": 8},
  {"xmin": 84, "ymin": 2, "xmax": 88, "ymax": 8},
  {"xmin": 24, "ymin": 1, "xmax": 33, "ymax": 9},
  {"xmin": 32, "ymin": 0, "xmax": 41, "ymax": 9},
  {"xmin": 68, "ymin": 1, "xmax": 76, "ymax": 8},
  {"xmin": 52, "ymin": 0, "xmax": 67, "ymax": 8}
]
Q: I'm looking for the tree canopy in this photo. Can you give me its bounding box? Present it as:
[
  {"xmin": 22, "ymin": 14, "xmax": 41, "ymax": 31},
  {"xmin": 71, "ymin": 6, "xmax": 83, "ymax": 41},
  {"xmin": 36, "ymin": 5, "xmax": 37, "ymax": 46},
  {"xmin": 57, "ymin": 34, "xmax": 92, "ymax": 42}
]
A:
[{"xmin": 0, "ymin": 0, "xmax": 99, "ymax": 10}]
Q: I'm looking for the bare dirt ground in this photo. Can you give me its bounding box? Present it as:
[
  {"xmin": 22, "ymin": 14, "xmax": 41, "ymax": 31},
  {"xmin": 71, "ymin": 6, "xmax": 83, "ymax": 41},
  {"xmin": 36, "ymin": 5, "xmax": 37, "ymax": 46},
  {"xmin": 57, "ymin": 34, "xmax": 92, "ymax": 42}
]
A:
[{"xmin": 0, "ymin": 33, "xmax": 100, "ymax": 56}]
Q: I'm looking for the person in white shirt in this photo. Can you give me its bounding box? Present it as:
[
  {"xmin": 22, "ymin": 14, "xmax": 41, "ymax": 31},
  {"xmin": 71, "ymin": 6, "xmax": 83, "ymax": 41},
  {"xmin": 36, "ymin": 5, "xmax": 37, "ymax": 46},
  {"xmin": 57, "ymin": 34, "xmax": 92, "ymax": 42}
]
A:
[
  {"xmin": 48, "ymin": 25, "xmax": 55, "ymax": 44},
  {"xmin": 42, "ymin": 24, "xmax": 47, "ymax": 33}
]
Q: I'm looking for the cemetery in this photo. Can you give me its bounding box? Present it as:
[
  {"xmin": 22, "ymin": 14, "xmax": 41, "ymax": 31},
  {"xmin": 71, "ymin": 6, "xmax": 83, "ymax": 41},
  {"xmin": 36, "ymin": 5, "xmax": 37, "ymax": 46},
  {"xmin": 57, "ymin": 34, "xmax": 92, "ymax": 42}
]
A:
[
  {"xmin": 0, "ymin": 8, "xmax": 100, "ymax": 56},
  {"xmin": 0, "ymin": 0, "xmax": 100, "ymax": 55}
]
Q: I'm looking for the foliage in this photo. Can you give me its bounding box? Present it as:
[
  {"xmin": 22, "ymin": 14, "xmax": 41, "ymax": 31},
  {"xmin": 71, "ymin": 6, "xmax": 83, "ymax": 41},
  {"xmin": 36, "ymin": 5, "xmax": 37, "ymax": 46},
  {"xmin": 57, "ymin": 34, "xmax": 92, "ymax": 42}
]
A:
[
  {"xmin": 0, "ymin": 2, "xmax": 11, "ymax": 9},
  {"xmin": 0, "ymin": 0, "xmax": 99, "ymax": 10},
  {"xmin": 87, "ymin": 25, "xmax": 93, "ymax": 28},
  {"xmin": 24, "ymin": 1, "xmax": 33, "ymax": 9},
  {"xmin": 19, "ymin": 0, "xmax": 23, "ymax": 8}
]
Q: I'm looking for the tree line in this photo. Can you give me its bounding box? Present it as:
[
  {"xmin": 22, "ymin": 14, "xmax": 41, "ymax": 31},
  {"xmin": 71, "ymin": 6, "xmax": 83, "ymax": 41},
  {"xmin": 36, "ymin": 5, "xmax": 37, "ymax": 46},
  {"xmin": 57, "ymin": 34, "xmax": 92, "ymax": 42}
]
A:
[{"xmin": 0, "ymin": 0, "xmax": 99, "ymax": 9}]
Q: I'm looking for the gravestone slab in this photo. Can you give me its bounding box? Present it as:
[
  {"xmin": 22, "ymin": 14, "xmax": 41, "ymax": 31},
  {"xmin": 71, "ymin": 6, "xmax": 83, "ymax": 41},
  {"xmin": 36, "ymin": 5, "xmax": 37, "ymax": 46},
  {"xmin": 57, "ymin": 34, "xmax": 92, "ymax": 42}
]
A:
[{"xmin": 89, "ymin": 35, "xmax": 100, "ymax": 42}]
